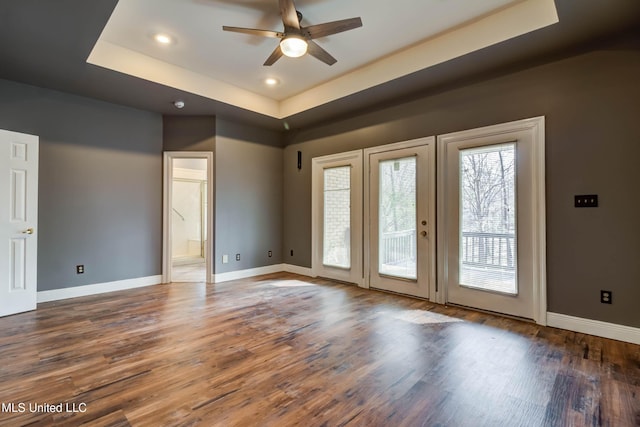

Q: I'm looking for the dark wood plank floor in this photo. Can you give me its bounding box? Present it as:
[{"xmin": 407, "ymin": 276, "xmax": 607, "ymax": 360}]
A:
[{"xmin": 0, "ymin": 273, "xmax": 638, "ymax": 426}]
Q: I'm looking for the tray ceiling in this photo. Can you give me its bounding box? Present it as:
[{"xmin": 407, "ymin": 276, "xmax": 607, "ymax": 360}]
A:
[{"xmin": 88, "ymin": 0, "xmax": 558, "ymax": 119}]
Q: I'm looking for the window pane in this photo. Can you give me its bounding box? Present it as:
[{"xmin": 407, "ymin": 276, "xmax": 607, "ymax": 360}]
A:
[
  {"xmin": 379, "ymin": 157, "xmax": 417, "ymax": 279},
  {"xmin": 323, "ymin": 166, "xmax": 351, "ymax": 268},
  {"xmin": 459, "ymin": 143, "xmax": 517, "ymax": 294}
]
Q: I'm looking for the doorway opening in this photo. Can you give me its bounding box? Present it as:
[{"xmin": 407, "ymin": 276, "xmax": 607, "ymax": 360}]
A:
[{"xmin": 163, "ymin": 152, "xmax": 213, "ymax": 284}]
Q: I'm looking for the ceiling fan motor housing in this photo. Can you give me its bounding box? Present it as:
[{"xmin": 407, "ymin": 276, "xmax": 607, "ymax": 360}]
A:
[{"xmin": 222, "ymin": 0, "xmax": 362, "ymax": 66}]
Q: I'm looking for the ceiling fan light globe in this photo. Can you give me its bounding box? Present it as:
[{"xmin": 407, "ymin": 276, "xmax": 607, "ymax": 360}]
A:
[{"xmin": 280, "ymin": 36, "xmax": 308, "ymax": 58}]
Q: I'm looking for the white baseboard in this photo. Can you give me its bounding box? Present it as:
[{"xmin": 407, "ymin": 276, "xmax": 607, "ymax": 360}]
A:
[
  {"xmin": 37, "ymin": 275, "xmax": 162, "ymax": 303},
  {"xmin": 212, "ymin": 264, "xmax": 286, "ymax": 283},
  {"xmin": 212, "ymin": 263, "xmax": 315, "ymax": 283},
  {"xmin": 36, "ymin": 266, "xmax": 313, "ymax": 302},
  {"xmin": 547, "ymin": 312, "xmax": 640, "ymax": 345},
  {"xmin": 283, "ymin": 264, "xmax": 313, "ymax": 277}
]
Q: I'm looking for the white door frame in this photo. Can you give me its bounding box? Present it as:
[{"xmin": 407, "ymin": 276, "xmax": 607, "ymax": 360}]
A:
[
  {"xmin": 363, "ymin": 137, "xmax": 437, "ymax": 300},
  {"xmin": 437, "ymin": 117, "xmax": 547, "ymax": 324},
  {"xmin": 162, "ymin": 151, "xmax": 213, "ymax": 284}
]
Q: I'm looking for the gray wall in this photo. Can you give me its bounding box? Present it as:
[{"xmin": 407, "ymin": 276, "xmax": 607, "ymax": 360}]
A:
[
  {"xmin": 215, "ymin": 118, "xmax": 283, "ymax": 273},
  {"xmin": 162, "ymin": 115, "xmax": 215, "ymax": 152},
  {"xmin": 0, "ymin": 79, "xmax": 163, "ymax": 291},
  {"xmin": 283, "ymin": 45, "xmax": 640, "ymax": 327}
]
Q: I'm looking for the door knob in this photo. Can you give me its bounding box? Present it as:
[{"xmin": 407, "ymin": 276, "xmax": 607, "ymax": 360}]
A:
[
  {"xmin": 420, "ymin": 230, "xmax": 427, "ymax": 237},
  {"xmin": 22, "ymin": 228, "xmax": 34, "ymax": 235}
]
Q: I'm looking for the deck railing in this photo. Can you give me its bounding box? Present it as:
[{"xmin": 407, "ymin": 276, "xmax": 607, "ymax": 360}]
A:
[
  {"xmin": 461, "ymin": 231, "xmax": 515, "ymax": 269},
  {"xmin": 380, "ymin": 230, "xmax": 515, "ymax": 270},
  {"xmin": 381, "ymin": 229, "xmax": 416, "ymax": 265}
]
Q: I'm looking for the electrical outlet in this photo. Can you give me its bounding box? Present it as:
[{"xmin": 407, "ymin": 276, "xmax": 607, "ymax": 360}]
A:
[
  {"xmin": 222, "ymin": 254, "xmax": 228, "ymax": 264},
  {"xmin": 268, "ymin": 250, "xmax": 273, "ymax": 257},
  {"xmin": 290, "ymin": 249, "xmax": 294, "ymax": 256},
  {"xmin": 76, "ymin": 265, "xmax": 84, "ymax": 274},
  {"xmin": 235, "ymin": 253, "xmax": 241, "ymax": 261},
  {"xmin": 600, "ymin": 290, "xmax": 612, "ymax": 304},
  {"xmin": 575, "ymin": 194, "xmax": 598, "ymax": 207}
]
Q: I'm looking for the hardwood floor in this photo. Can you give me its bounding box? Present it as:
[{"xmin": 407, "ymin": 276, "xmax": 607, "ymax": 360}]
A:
[
  {"xmin": 171, "ymin": 262, "xmax": 206, "ymax": 283},
  {"xmin": 0, "ymin": 273, "xmax": 638, "ymax": 426}
]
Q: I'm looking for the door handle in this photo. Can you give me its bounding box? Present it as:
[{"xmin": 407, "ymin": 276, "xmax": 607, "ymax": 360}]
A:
[
  {"xmin": 22, "ymin": 228, "xmax": 34, "ymax": 235},
  {"xmin": 420, "ymin": 230, "xmax": 427, "ymax": 237}
]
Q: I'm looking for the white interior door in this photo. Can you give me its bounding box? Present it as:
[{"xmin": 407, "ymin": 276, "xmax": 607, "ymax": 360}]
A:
[
  {"xmin": 366, "ymin": 139, "xmax": 436, "ymax": 299},
  {"xmin": 438, "ymin": 117, "xmax": 546, "ymax": 322},
  {"xmin": 0, "ymin": 129, "xmax": 38, "ymax": 317},
  {"xmin": 312, "ymin": 150, "xmax": 363, "ymax": 285}
]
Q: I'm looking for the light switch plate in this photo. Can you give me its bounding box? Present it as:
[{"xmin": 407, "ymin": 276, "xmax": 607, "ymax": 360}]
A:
[{"xmin": 575, "ymin": 194, "xmax": 598, "ymax": 207}]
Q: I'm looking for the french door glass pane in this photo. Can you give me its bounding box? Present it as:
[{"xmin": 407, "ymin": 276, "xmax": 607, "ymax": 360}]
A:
[
  {"xmin": 379, "ymin": 157, "xmax": 417, "ymax": 279},
  {"xmin": 459, "ymin": 143, "xmax": 517, "ymax": 294},
  {"xmin": 323, "ymin": 166, "xmax": 351, "ymax": 268}
]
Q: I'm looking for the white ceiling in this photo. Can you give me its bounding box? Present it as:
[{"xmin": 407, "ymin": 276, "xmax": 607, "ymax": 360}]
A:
[{"xmin": 88, "ymin": 0, "xmax": 558, "ymax": 119}]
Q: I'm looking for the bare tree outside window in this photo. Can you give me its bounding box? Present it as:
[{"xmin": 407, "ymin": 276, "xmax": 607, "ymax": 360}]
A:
[
  {"xmin": 460, "ymin": 143, "xmax": 517, "ymax": 293},
  {"xmin": 378, "ymin": 157, "xmax": 417, "ymax": 279}
]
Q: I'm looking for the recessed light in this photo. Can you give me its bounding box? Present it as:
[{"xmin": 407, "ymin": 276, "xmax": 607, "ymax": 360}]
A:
[
  {"xmin": 265, "ymin": 78, "xmax": 279, "ymax": 86},
  {"xmin": 154, "ymin": 34, "xmax": 172, "ymax": 45}
]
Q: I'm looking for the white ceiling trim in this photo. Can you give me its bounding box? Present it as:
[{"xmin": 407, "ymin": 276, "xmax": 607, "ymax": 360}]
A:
[
  {"xmin": 280, "ymin": 0, "xmax": 559, "ymax": 117},
  {"xmin": 87, "ymin": 40, "xmax": 281, "ymax": 117},
  {"xmin": 87, "ymin": 0, "xmax": 557, "ymax": 120}
]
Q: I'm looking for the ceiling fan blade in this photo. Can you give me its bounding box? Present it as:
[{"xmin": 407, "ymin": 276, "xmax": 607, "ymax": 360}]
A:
[
  {"xmin": 307, "ymin": 40, "xmax": 337, "ymax": 66},
  {"xmin": 222, "ymin": 26, "xmax": 284, "ymax": 38},
  {"xmin": 303, "ymin": 17, "xmax": 362, "ymax": 39},
  {"xmin": 264, "ymin": 45, "xmax": 284, "ymax": 66},
  {"xmin": 279, "ymin": 0, "xmax": 300, "ymax": 31}
]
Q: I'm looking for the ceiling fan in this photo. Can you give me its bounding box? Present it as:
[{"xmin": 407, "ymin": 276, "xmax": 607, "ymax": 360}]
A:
[{"xmin": 222, "ymin": 0, "xmax": 362, "ymax": 66}]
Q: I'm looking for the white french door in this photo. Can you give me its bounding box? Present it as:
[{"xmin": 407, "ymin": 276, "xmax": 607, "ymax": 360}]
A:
[
  {"xmin": 312, "ymin": 150, "xmax": 363, "ymax": 284},
  {"xmin": 438, "ymin": 117, "xmax": 546, "ymax": 322},
  {"xmin": 0, "ymin": 129, "xmax": 39, "ymax": 317},
  {"xmin": 365, "ymin": 138, "xmax": 436, "ymax": 299}
]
